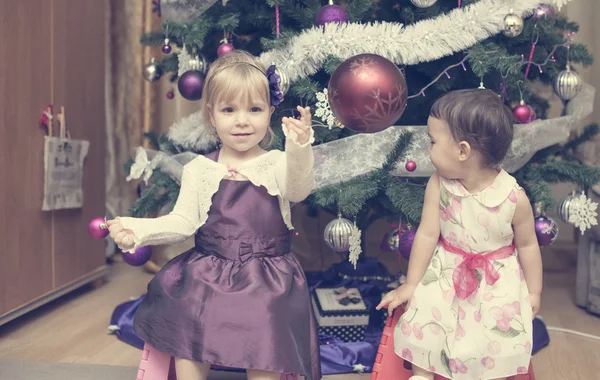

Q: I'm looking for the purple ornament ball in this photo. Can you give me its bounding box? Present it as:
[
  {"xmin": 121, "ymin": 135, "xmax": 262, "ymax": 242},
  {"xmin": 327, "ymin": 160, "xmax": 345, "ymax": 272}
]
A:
[
  {"xmin": 398, "ymin": 228, "xmax": 416, "ymax": 260},
  {"xmin": 534, "ymin": 216, "xmax": 558, "ymax": 247},
  {"xmin": 122, "ymin": 246, "xmax": 152, "ymax": 266},
  {"xmin": 177, "ymin": 70, "xmax": 205, "ymax": 101},
  {"xmin": 88, "ymin": 216, "xmax": 109, "ymax": 239},
  {"xmin": 162, "ymin": 44, "xmax": 172, "ymax": 54},
  {"xmin": 315, "ymin": 3, "xmax": 349, "ymax": 26}
]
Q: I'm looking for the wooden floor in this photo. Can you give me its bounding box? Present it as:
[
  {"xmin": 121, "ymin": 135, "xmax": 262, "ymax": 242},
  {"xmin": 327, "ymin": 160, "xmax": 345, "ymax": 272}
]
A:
[{"xmin": 0, "ymin": 253, "xmax": 599, "ymax": 379}]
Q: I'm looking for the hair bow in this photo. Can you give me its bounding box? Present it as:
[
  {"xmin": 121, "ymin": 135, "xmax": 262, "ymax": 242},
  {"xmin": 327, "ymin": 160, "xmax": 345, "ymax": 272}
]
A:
[{"xmin": 266, "ymin": 64, "xmax": 285, "ymax": 107}]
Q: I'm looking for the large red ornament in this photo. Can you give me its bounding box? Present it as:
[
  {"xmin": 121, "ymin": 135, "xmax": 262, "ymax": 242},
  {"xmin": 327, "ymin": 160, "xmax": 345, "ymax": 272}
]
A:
[
  {"xmin": 512, "ymin": 101, "xmax": 535, "ymax": 124},
  {"xmin": 327, "ymin": 54, "xmax": 408, "ymax": 133}
]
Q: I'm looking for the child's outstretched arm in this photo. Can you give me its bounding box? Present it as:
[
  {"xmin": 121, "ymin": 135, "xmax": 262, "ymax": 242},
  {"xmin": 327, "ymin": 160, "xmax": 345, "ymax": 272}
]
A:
[
  {"xmin": 512, "ymin": 188, "xmax": 543, "ymax": 317},
  {"xmin": 107, "ymin": 164, "xmax": 202, "ymax": 253},
  {"xmin": 377, "ymin": 174, "xmax": 441, "ymax": 313},
  {"xmin": 275, "ymin": 105, "xmax": 315, "ymax": 202}
]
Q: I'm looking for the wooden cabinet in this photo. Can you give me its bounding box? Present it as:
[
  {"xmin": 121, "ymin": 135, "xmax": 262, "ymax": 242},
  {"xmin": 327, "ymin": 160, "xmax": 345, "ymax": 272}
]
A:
[{"xmin": 0, "ymin": 0, "xmax": 109, "ymax": 325}]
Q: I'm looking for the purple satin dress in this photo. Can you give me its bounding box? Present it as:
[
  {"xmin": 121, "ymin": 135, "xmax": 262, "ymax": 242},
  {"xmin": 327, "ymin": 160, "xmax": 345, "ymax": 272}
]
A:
[{"xmin": 133, "ymin": 152, "xmax": 321, "ymax": 379}]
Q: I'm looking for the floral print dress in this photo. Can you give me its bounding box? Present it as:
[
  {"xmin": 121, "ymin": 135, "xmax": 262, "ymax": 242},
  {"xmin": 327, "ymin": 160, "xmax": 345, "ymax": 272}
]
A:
[{"xmin": 394, "ymin": 170, "xmax": 533, "ymax": 380}]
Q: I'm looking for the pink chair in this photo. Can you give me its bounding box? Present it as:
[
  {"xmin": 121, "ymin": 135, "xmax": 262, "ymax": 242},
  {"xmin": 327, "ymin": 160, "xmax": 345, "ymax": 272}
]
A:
[{"xmin": 371, "ymin": 307, "xmax": 536, "ymax": 380}]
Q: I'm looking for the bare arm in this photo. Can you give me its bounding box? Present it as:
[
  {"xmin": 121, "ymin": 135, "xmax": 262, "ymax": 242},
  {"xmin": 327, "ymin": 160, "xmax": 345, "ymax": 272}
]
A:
[
  {"xmin": 512, "ymin": 188, "xmax": 543, "ymax": 296},
  {"xmin": 405, "ymin": 173, "xmax": 442, "ymax": 287}
]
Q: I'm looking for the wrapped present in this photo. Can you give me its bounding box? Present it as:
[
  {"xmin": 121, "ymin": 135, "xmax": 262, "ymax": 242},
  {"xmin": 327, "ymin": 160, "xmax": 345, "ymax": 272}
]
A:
[{"xmin": 312, "ymin": 287, "xmax": 370, "ymax": 342}]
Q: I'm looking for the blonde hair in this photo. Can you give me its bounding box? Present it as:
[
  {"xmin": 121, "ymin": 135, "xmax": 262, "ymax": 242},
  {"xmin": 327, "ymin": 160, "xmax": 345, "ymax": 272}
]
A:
[{"xmin": 200, "ymin": 50, "xmax": 275, "ymax": 149}]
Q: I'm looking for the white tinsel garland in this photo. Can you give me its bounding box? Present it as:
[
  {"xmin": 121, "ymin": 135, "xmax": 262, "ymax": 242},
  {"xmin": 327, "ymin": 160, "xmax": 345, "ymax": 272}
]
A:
[{"xmin": 259, "ymin": 0, "xmax": 572, "ymax": 80}]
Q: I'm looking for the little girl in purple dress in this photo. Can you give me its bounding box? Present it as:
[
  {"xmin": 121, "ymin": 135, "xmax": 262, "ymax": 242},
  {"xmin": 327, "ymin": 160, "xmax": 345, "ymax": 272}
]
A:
[{"xmin": 107, "ymin": 50, "xmax": 321, "ymax": 380}]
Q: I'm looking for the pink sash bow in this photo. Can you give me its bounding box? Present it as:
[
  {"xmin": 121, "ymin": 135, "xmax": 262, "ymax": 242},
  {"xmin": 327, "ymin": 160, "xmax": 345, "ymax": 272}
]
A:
[{"xmin": 439, "ymin": 236, "xmax": 514, "ymax": 300}]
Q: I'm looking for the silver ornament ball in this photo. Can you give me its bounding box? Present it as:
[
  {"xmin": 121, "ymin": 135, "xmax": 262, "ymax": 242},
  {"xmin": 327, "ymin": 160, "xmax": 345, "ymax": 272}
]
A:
[
  {"xmin": 143, "ymin": 58, "xmax": 162, "ymax": 83},
  {"xmin": 189, "ymin": 55, "xmax": 209, "ymax": 75},
  {"xmin": 554, "ymin": 67, "xmax": 582, "ymax": 101},
  {"xmin": 410, "ymin": 0, "xmax": 437, "ymax": 8},
  {"xmin": 324, "ymin": 214, "xmax": 354, "ymax": 252},
  {"xmin": 387, "ymin": 229, "xmax": 400, "ymax": 251},
  {"xmin": 275, "ymin": 66, "xmax": 290, "ymax": 96},
  {"xmin": 502, "ymin": 11, "xmax": 524, "ymax": 38},
  {"xmin": 557, "ymin": 191, "xmax": 583, "ymax": 223}
]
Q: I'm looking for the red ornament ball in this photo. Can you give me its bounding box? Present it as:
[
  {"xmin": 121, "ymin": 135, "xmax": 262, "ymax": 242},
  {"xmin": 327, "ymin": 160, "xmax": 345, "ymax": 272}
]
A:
[
  {"xmin": 328, "ymin": 54, "xmax": 408, "ymax": 133},
  {"xmin": 217, "ymin": 42, "xmax": 235, "ymax": 57},
  {"xmin": 166, "ymin": 90, "xmax": 174, "ymax": 99},
  {"xmin": 88, "ymin": 216, "xmax": 109, "ymax": 239},
  {"xmin": 122, "ymin": 246, "xmax": 152, "ymax": 267},
  {"xmin": 315, "ymin": 3, "xmax": 349, "ymax": 26},
  {"xmin": 405, "ymin": 160, "xmax": 417, "ymax": 172},
  {"xmin": 177, "ymin": 70, "xmax": 205, "ymax": 101},
  {"xmin": 513, "ymin": 102, "xmax": 535, "ymax": 124}
]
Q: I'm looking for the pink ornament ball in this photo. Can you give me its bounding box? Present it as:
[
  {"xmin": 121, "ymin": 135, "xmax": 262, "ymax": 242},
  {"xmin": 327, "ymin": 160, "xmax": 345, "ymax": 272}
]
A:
[
  {"xmin": 405, "ymin": 160, "xmax": 417, "ymax": 172},
  {"xmin": 513, "ymin": 103, "xmax": 535, "ymax": 124},
  {"xmin": 122, "ymin": 246, "xmax": 152, "ymax": 266},
  {"xmin": 217, "ymin": 42, "xmax": 235, "ymax": 57},
  {"xmin": 534, "ymin": 4, "xmax": 556, "ymax": 20},
  {"xmin": 398, "ymin": 228, "xmax": 416, "ymax": 260},
  {"xmin": 166, "ymin": 90, "xmax": 174, "ymax": 99},
  {"xmin": 88, "ymin": 216, "xmax": 109, "ymax": 239}
]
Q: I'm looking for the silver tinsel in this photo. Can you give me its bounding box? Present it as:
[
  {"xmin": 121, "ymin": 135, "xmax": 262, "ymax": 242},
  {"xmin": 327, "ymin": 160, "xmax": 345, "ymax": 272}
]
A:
[
  {"xmin": 143, "ymin": 58, "xmax": 162, "ymax": 83},
  {"xmin": 554, "ymin": 66, "xmax": 582, "ymax": 101},
  {"xmin": 324, "ymin": 213, "xmax": 353, "ymax": 252},
  {"xmin": 409, "ymin": 0, "xmax": 437, "ymax": 8},
  {"xmin": 502, "ymin": 10, "xmax": 524, "ymax": 37}
]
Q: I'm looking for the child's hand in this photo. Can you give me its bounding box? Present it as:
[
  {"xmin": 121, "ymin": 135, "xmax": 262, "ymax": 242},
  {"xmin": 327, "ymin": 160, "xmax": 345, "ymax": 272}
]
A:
[
  {"xmin": 529, "ymin": 292, "xmax": 541, "ymax": 318},
  {"xmin": 282, "ymin": 106, "xmax": 312, "ymax": 145},
  {"xmin": 106, "ymin": 219, "xmax": 136, "ymax": 250},
  {"xmin": 376, "ymin": 284, "xmax": 416, "ymax": 314}
]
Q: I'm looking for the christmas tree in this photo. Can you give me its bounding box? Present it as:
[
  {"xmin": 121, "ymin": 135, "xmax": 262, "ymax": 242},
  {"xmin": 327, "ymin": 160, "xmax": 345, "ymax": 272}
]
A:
[{"xmin": 128, "ymin": 0, "xmax": 599, "ymax": 260}]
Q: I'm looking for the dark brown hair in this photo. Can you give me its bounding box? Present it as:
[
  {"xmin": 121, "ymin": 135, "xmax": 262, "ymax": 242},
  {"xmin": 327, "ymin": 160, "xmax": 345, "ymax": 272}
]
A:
[{"xmin": 430, "ymin": 89, "xmax": 514, "ymax": 167}]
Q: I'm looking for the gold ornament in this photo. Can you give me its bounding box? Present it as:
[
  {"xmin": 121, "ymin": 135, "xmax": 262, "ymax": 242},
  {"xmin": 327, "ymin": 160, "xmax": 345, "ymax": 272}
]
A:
[
  {"xmin": 410, "ymin": 0, "xmax": 438, "ymax": 8},
  {"xmin": 502, "ymin": 9, "xmax": 524, "ymax": 38},
  {"xmin": 554, "ymin": 66, "xmax": 582, "ymax": 101},
  {"xmin": 324, "ymin": 213, "xmax": 353, "ymax": 252},
  {"xmin": 143, "ymin": 58, "xmax": 162, "ymax": 83}
]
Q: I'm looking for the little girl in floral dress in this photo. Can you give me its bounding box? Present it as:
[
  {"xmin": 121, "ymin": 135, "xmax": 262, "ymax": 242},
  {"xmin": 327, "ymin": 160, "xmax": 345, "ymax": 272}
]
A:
[{"xmin": 378, "ymin": 89, "xmax": 543, "ymax": 380}]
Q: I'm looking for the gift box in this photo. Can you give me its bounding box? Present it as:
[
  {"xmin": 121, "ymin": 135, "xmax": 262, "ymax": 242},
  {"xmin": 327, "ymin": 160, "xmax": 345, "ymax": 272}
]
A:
[{"xmin": 312, "ymin": 287, "xmax": 370, "ymax": 342}]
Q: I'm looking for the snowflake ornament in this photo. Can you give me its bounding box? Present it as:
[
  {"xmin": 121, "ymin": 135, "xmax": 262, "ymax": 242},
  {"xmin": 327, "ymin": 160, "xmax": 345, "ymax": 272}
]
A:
[
  {"xmin": 568, "ymin": 193, "xmax": 598, "ymax": 234},
  {"xmin": 348, "ymin": 222, "xmax": 362, "ymax": 269},
  {"xmin": 314, "ymin": 88, "xmax": 338, "ymax": 129}
]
